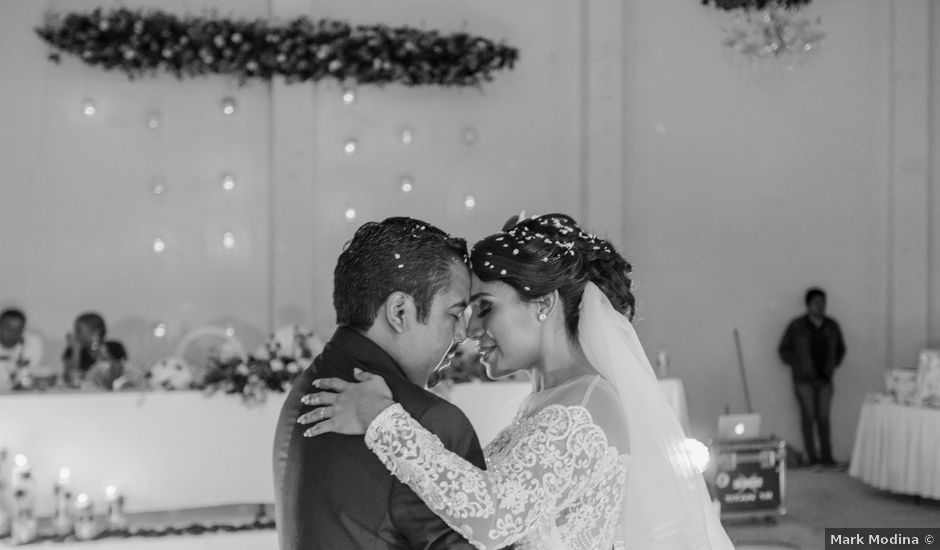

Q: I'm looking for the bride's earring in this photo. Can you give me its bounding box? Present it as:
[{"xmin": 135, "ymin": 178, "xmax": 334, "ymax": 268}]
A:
[{"xmin": 537, "ymin": 312, "xmax": 547, "ymax": 322}]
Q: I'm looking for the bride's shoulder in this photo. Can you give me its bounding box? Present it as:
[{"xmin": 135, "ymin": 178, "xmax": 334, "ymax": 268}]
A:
[
  {"xmin": 539, "ymin": 374, "xmax": 618, "ymax": 408},
  {"xmin": 538, "ymin": 375, "xmax": 629, "ymax": 453}
]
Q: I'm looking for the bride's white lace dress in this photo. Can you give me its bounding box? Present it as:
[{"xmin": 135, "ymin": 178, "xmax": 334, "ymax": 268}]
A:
[{"xmin": 366, "ymin": 374, "xmax": 629, "ymax": 550}]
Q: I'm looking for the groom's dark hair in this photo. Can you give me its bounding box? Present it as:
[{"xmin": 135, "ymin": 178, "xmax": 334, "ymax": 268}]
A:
[{"xmin": 334, "ymin": 217, "xmax": 468, "ymax": 331}]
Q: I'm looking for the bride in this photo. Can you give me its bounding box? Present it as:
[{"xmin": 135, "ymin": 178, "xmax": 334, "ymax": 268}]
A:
[{"xmin": 301, "ymin": 214, "xmax": 735, "ymax": 550}]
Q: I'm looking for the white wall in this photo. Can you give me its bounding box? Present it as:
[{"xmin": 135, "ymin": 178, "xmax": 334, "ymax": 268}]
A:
[
  {"xmin": 0, "ymin": 0, "xmax": 585, "ymax": 363},
  {"xmin": 618, "ymin": 0, "xmax": 934, "ymax": 460},
  {"xmin": 0, "ymin": 0, "xmax": 934, "ymax": 460}
]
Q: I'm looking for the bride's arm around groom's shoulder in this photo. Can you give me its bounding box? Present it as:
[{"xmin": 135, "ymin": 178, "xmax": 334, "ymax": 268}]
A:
[
  {"xmin": 365, "ymin": 379, "xmax": 629, "ymax": 550},
  {"xmin": 388, "ymin": 389, "xmax": 488, "ymax": 549}
]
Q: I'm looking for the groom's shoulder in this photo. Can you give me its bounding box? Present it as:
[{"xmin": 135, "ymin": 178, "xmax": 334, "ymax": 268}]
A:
[
  {"xmin": 387, "ymin": 378, "xmax": 469, "ymax": 428},
  {"xmin": 388, "ymin": 379, "xmax": 481, "ymax": 454}
]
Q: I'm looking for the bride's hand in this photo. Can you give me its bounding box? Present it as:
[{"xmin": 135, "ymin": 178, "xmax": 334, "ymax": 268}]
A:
[{"xmin": 299, "ymin": 368, "xmax": 394, "ymax": 437}]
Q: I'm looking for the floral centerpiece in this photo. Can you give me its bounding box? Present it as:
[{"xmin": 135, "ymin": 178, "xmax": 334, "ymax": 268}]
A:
[{"xmin": 201, "ymin": 325, "xmax": 323, "ymax": 405}]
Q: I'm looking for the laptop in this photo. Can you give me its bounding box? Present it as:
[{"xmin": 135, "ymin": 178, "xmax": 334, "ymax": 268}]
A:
[{"xmin": 717, "ymin": 413, "xmax": 762, "ymax": 440}]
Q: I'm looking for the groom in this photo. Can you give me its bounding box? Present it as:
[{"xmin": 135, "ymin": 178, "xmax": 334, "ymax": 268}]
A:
[{"xmin": 273, "ymin": 217, "xmax": 485, "ymax": 550}]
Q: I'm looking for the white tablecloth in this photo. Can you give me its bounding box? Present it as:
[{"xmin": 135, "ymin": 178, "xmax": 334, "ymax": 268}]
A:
[
  {"xmin": 0, "ymin": 378, "xmax": 691, "ymax": 515},
  {"xmin": 849, "ymin": 399, "xmax": 940, "ymax": 499},
  {"xmin": 0, "ymin": 391, "xmax": 283, "ymax": 516},
  {"xmin": 18, "ymin": 531, "xmax": 277, "ymax": 550}
]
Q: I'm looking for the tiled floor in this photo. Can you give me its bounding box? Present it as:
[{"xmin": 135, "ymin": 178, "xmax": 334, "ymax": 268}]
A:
[{"xmin": 723, "ymin": 467, "xmax": 940, "ymax": 550}]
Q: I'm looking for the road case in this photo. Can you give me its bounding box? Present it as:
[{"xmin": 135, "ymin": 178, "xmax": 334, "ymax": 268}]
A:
[{"xmin": 705, "ymin": 437, "xmax": 786, "ymax": 521}]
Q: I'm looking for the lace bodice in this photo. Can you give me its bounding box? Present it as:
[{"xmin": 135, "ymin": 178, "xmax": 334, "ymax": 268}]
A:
[{"xmin": 365, "ymin": 375, "xmax": 629, "ymax": 550}]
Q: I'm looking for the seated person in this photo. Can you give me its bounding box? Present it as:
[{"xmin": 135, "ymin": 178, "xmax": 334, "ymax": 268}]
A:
[
  {"xmin": 62, "ymin": 312, "xmax": 107, "ymax": 387},
  {"xmin": 0, "ymin": 308, "xmax": 44, "ymax": 392},
  {"xmin": 83, "ymin": 341, "xmax": 144, "ymax": 391}
]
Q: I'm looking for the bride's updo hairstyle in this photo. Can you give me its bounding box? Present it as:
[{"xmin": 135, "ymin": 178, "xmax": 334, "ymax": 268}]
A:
[{"xmin": 470, "ymin": 213, "xmax": 635, "ymax": 339}]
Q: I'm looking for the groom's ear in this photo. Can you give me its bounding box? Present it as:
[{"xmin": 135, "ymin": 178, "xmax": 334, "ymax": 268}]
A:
[{"xmin": 383, "ymin": 291, "xmax": 410, "ymax": 334}]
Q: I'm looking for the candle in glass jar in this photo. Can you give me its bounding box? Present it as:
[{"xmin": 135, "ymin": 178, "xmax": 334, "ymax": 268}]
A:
[
  {"xmin": 10, "ymin": 455, "xmax": 28, "ymax": 484},
  {"xmin": 10, "ymin": 455, "xmax": 37, "ymax": 545},
  {"xmin": 73, "ymin": 493, "xmax": 97, "ymax": 540},
  {"xmin": 104, "ymin": 485, "xmax": 126, "ymax": 530},
  {"xmin": 0, "ymin": 444, "xmax": 9, "ymax": 537},
  {"xmin": 53, "ymin": 468, "xmax": 73, "ymax": 535}
]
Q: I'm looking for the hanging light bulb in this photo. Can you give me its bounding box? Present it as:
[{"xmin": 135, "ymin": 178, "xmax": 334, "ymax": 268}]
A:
[
  {"xmin": 220, "ymin": 97, "xmax": 237, "ymax": 116},
  {"xmin": 152, "ymin": 238, "xmax": 166, "ymax": 254},
  {"xmin": 343, "ymin": 139, "xmax": 358, "ymax": 155},
  {"xmin": 82, "ymin": 99, "xmax": 96, "ymax": 117},
  {"xmin": 153, "ymin": 323, "xmax": 168, "ymax": 338},
  {"xmin": 222, "ymin": 231, "xmax": 236, "ymax": 250},
  {"xmin": 221, "ymin": 173, "xmax": 236, "ymax": 191},
  {"xmin": 224, "ymin": 326, "xmax": 236, "ymax": 337},
  {"xmin": 400, "ymin": 176, "xmax": 414, "ymax": 193},
  {"xmin": 150, "ymin": 177, "xmax": 166, "ymax": 196},
  {"xmin": 342, "ymin": 87, "xmax": 357, "ymax": 105},
  {"xmin": 400, "ymin": 127, "xmax": 414, "ymax": 145},
  {"xmin": 344, "ymin": 207, "xmax": 357, "ymax": 222},
  {"xmin": 462, "ymin": 126, "xmax": 477, "ymax": 145},
  {"xmin": 464, "ymin": 195, "xmax": 477, "ymax": 209},
  {"xmin": 146, "ymin": 111, "xmax": 161, "ymax": 130}
]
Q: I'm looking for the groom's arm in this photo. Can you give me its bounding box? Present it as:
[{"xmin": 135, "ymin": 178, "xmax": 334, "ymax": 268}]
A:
[{"xmin": 389, "ymin": 400, "xmax": 487, "ymax": 550}]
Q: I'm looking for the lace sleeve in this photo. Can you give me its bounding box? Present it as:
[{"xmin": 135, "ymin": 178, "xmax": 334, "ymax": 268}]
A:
[{"xmin": 365, "ymin": 402, "xmax": 625, "ymax": 550}]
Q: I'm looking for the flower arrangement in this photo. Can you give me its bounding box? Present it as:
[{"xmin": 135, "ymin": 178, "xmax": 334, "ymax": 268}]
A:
[
  {"xmin": 701, "ymin": 0, "xmax": 823, "ymax": 59},
  {"xmin": 700, "ymin": 0, "xmax": 811, "ymax": 10},
  {"xmin": 201, "ymin": 325, "xmax": 323, "ymax": 405},
  {"xmin": 34, "ymin": 8, "xmax": 518, "ymax": 87}
]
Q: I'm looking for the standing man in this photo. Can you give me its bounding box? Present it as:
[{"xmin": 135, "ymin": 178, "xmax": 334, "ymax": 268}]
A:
[
  {"xmin": 273, "ymin": 217, "xmax": 484, "ymax": 550},
  {"xmin": 778, "ymin": 287, "xmax": 846, "ymax": 467}
]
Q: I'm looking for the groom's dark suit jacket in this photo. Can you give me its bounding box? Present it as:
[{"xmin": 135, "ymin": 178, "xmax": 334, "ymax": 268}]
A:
[{"xmin": 273, "ymin": 327, "xmax": 486, "ymax": 550}]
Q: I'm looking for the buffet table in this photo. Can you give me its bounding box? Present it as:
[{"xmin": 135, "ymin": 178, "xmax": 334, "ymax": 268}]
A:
[
  {"xmin": 849, "ymin": 398, "xmax": 940, "ymax": 499},
  {"xmin": 0, "ymin": 378, "xmax": 691, "ymax": 516}
]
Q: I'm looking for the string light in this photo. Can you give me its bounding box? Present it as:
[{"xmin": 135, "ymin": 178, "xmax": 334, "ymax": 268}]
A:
[
  {"xmin": 462, "ymin": 126, "xmax": 477, "ymax": 145},
  {"xmin": 220, "ymin": 97, "xmax": 237, "ymax": 116},
  {"xmin": 464, "ymin": 195, "xmax": 476, "ymax": 209},
  {"xmin": 82, "ymin": 99, "xmax": 96, "ymax": 117},
  {"xmin": 344, "ymin": 207, "xmax": 357, "ymax": 222},
  {"xmin": 221, "ymin": 174, "xmax": 236, "ymax": 191},
  {"xmin": 400, "ymin": 176, "xmax": 414, "ymax": 193},
  {"xmin": 152, "ymin": 238, "xmax": 166, "ymax": 254},
  {"xmin": 343, "ymin": 139, "xmax": 358, "ymax": 155},
  {"xmin": 153, "ymin": 323, "xmax": 167, "ymax": 338},
  {"xmin": 222, "ymin": 231, "xmax": 236, "ymax": 250},
  {"xmin": 400, "ymin": 127, "xmax": 414, "ymax": 145}
]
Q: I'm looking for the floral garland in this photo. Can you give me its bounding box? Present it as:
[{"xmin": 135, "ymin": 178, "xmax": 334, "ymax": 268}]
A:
[
  {"xmin": 8, "ymin": 518, "xmax": 275, "ymax": 544},
  {"xmin": 700, "ymin": 0, "xmax": 811, "ymax": 10},
  {"xmin": 34, "ymin": 8, "xmax": 518, "ymax": 87}
]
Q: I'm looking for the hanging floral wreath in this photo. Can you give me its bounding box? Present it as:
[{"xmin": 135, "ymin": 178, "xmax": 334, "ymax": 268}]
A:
[
  {"xmin": 700, "ymin": 0, "xmax": 811, "ymax": 10},
  {"xmin": 35, "ymin": 8, "xmax": 518, "ymax": 87},
  {"xmin": 700, "ymin": 0, "xmax": 823, "ymax": 58}
]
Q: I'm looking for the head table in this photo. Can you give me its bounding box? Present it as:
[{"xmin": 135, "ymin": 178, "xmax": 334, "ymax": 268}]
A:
[{"xmin": 0, "ymin": 378, "xmax": 690, "ymax": 516}]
